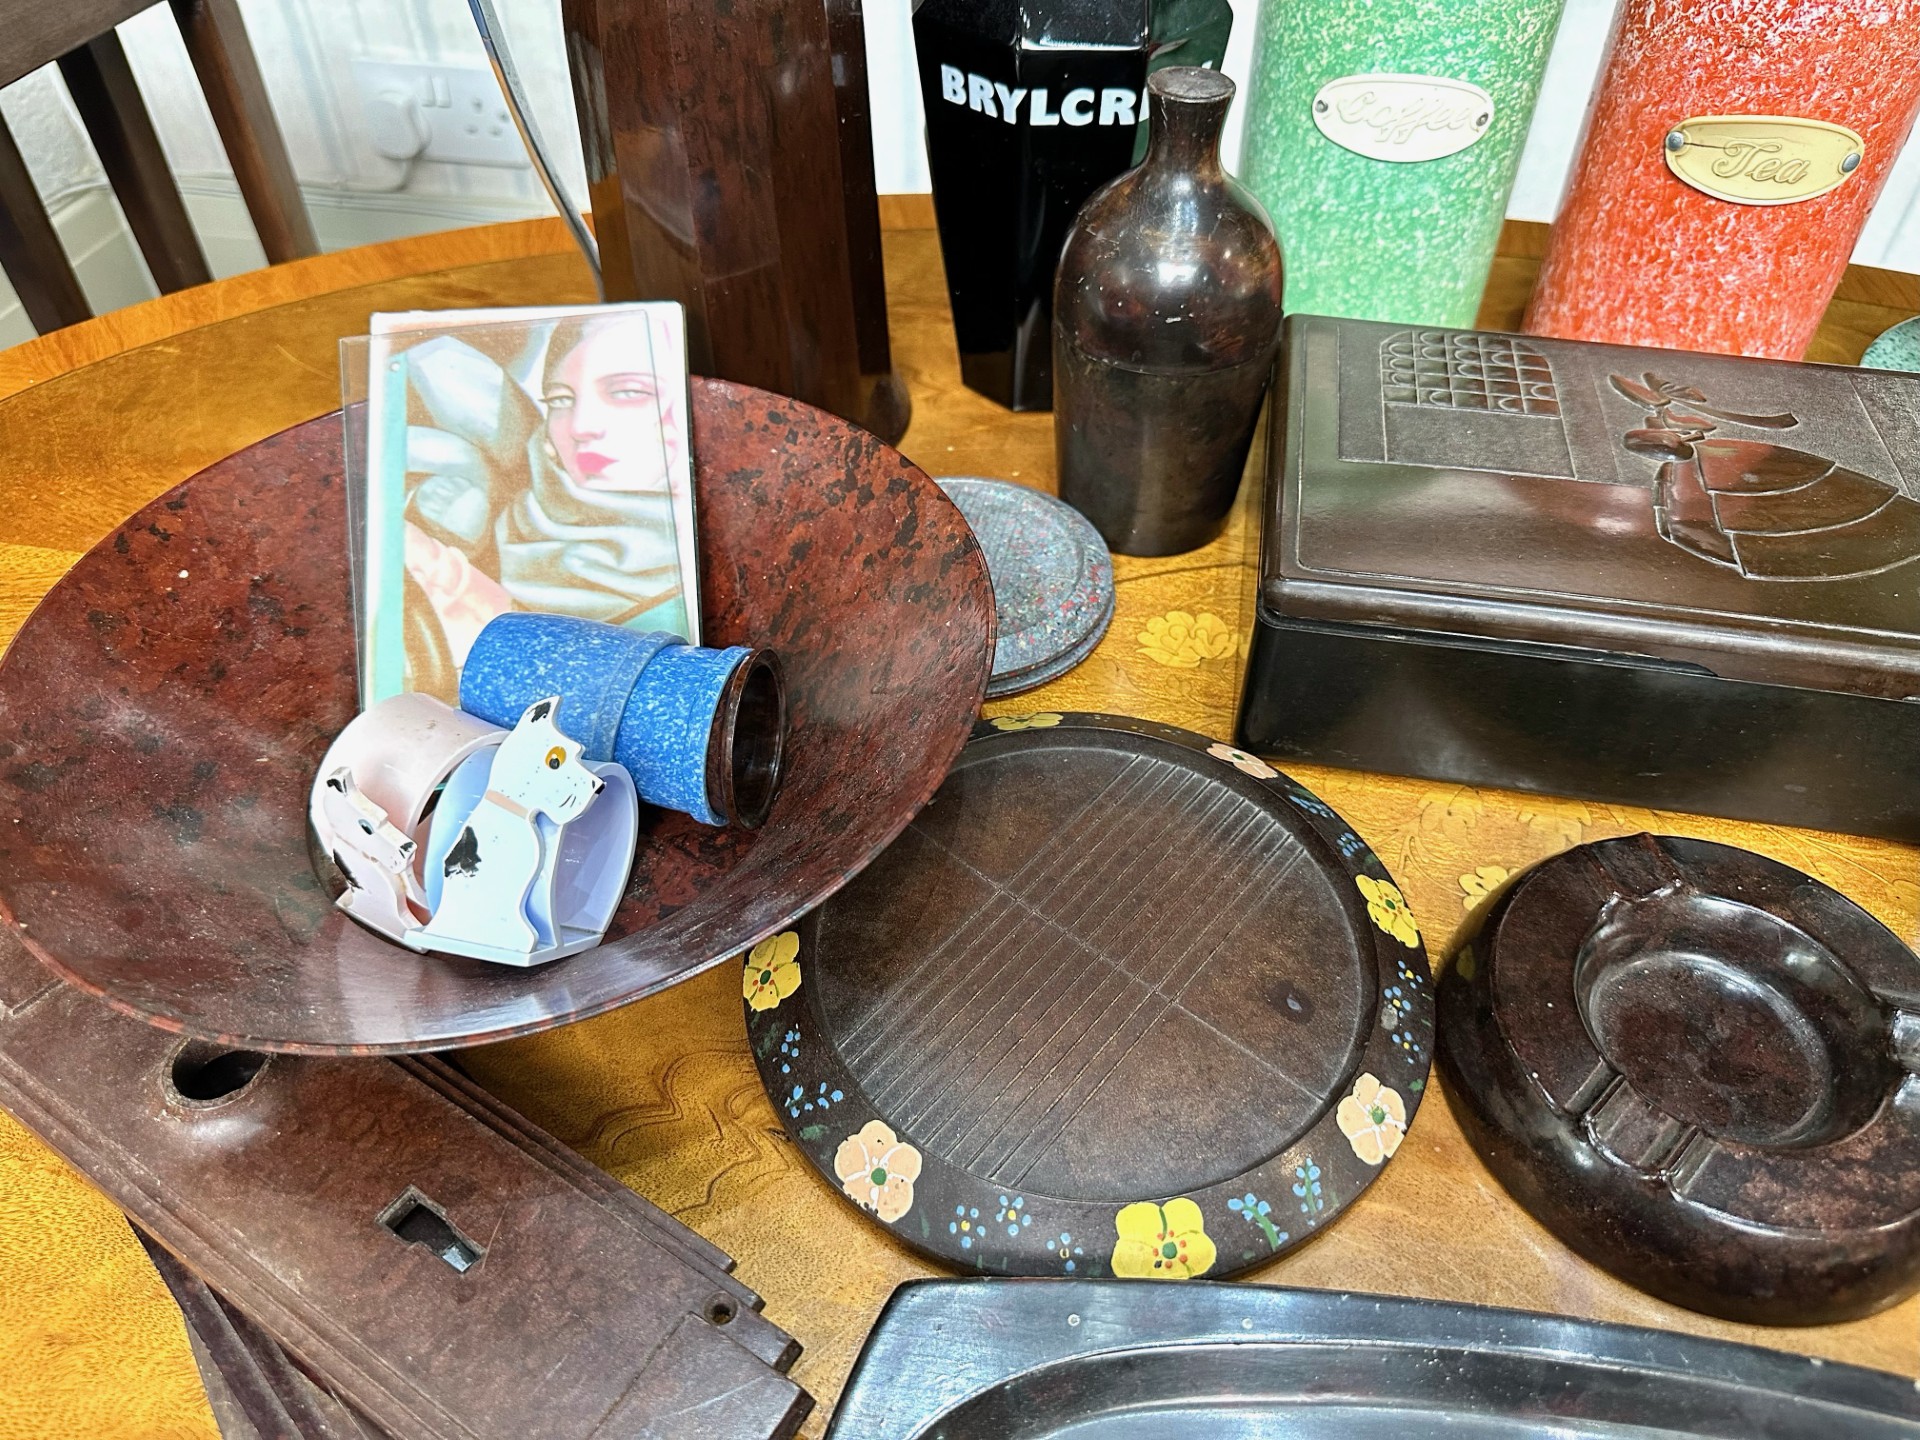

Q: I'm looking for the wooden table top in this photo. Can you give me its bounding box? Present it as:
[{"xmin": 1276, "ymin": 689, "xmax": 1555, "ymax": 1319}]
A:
[{"xmin": 0, "ymin": 210, "xmax": 1917, "ymax": 1438}]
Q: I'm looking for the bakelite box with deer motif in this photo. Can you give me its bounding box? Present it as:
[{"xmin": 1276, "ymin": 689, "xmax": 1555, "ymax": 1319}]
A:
[{"xmin": 1235, "ymin": 314, "xmax": 1920, "ymax": 842}]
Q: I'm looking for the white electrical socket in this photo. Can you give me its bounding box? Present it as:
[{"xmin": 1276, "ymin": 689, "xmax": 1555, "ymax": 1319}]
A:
[{"xmin": 352, "ymin": 58, "xmax": 529, "ymax": 170}]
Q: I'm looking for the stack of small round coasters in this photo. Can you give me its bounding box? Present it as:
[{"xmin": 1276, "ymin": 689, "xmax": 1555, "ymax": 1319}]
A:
[{"xmin": 937, "ymin": 477, "xmax": 1115, "ymax": 698}]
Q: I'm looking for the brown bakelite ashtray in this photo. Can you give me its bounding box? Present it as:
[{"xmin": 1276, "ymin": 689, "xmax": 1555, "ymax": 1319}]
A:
[
  {"xmin": 0, "ymin": 381, "xmax": 993, "ymax": 1054},
  {"xmin": 1439, "ymin": 833, "xmax": 1920, "ymax": 1325}
]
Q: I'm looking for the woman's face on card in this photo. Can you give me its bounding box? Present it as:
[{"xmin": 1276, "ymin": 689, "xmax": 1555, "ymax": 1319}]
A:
[{"xmin": 544, "ymin": 318, "xmax": 671, "ymax": 492}]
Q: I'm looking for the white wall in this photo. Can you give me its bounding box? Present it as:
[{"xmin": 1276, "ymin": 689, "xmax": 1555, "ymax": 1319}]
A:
[{"xmin": 2, "ymin": 0, "xmax": 1916, "ymax": 345}]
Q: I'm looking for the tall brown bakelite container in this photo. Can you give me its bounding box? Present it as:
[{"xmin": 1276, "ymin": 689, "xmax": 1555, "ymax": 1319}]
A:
[{"xmin": 561, "ymin": 0, "xmax": 907, "ymax": 440}]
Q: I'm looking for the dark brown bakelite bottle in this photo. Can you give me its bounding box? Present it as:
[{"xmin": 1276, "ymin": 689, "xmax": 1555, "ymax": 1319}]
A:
[{"xmin": 1054, "ymin": 67, "xmax": 1284, "ymax": 555}]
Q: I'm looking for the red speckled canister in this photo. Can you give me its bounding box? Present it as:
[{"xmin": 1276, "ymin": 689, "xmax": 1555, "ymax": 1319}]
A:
[{"xmin": 1525, "ymin": 0, "xmax": 1920, "ymax": 359}]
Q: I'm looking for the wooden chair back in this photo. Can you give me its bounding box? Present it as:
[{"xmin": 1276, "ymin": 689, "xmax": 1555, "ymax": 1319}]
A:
[{"xmin": 0, "ymin": 0, "xmax": 316, "ymax": 333}]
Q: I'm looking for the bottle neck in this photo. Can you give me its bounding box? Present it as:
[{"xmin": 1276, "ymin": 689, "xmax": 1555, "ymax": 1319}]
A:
[{"xmin": 1143, "ymin": 77, "xmax": 1230, "ymax": 181}]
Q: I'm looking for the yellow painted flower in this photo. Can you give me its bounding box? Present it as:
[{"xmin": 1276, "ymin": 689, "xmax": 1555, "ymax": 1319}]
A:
[
  {"xmin": 990, "ymin": 712, "xmax": 1063, "ymax": 731},
  {"xmin": 1136, "ymin": 611, "xmax": 1236, "ymax": 667},
  {"xmin": 1206, "ymin": 742, "xmax": 1277, "ymax": 779},
  {"xmin": 742, "ymin": 931, "xmax": 801, "ymax": 1011},
  {"xmin": 1459, "ymin": 865, "xmax": 1511, "ymax": 912},
  {"xmin": 1111, "ymin": 1198, "xmax": 1216, "ymax": 1280},
  {"xmin": 1454, "ymin": 943, "xmax": 1478, "ymax": 982},
  {"xmin": 832, "ymin": 1120, "xmax": 922, "ymax": 1223},
  {"xmin": 1337, "ymin": 1073, "xmax": 1408, "ymax": 1166},
  {"xmin": 1356, "ymin": 875, "xmax": 1420, "ymax": 949}
]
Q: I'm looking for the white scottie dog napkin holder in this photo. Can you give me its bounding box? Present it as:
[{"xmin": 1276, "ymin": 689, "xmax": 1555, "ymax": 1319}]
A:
[{"xmin": 309, "ymin": 693, "xmax": 636, "ymax": 967}]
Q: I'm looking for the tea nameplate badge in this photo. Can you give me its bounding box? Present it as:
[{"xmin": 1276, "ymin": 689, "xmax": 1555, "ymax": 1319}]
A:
[
  {"xmin": 1311, "ymin": 73, "xmax": 1494, "ymax": 163},
  {"xmin": 1664, "ymin": 116, "xmax": 1865, "ymax": 206}
]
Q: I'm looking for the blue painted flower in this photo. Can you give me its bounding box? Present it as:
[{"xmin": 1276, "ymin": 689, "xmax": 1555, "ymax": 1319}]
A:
[
  {"xmin": 1291, "ymin": 791, "xmax": 1338, "ymax": 819},
  {"xmin": 785, "ymin": 1080, "xmax": 845, "ymax": 1119},
  {"xmin": 996, "ymin": 1194, "xmax": 1031, "ymax": 1237},
  {"xmin": 1053, "ymin": 1232, "xmax": 1083, "ymax": 1271},
  {"xmin": 776, "ymin": 1028, "xmax": 801, "ymax": 1075},
  {"xmin": 1228, "ymin": 1192, "xmax": 1287, "ymax": 1250},
  {"xmin": 950, "ymin": 1205, "xmax": 981, "ymax": 1249},
  {"xmin": 1293, "ymin": 1161, "xmax": 1325, "ymax": 1219},
  {"xmin": 1380, "ymin": 986, "xmax": 1425, "ymax": 1062},
  {"xmin": 1335, "ymin": 831, "xmax": 1368, "ymax": 861}
]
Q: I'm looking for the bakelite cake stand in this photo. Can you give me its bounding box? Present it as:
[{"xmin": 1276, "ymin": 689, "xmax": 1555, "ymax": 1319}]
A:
[{"xmin": 0, "ymin": 380, "xmax": 993, "ymax": 1054}]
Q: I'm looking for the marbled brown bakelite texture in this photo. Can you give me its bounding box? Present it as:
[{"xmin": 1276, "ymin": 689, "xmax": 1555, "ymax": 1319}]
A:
[
  {"xmin": 140, "ymin": 1235, "xmax": 388, "ymax": 1440},
  {"xmin": 1439, "ymin": 833, "xmax": 1920, "ymax": 1325},
  {"xmin": 0, "ymin": 379, "xmax": 992, "ymax": 1054},
  {"xmin": 0, "ymin": 930, "xmax": 810, "ymax": 1440},
  {"xmin": 560, "ymin": 0, "xmax": 906, "ymax": 442}
]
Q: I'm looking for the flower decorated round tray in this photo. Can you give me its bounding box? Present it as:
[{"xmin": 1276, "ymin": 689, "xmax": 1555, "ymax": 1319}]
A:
[{"xmin": 745, "ymin": 712, "xmax": 1434, "ymax": 1279}]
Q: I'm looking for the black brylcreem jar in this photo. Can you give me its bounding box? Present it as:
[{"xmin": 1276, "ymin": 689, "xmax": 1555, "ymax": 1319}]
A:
[{"xmin": 912, "ymin": 0, "xmax": 1152, "ymax": 412}]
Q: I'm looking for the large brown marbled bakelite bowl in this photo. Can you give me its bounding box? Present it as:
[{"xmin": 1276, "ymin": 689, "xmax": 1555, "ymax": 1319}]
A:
[{"xmin": 0, "ymin": 380, "xmax": 993, "ymax": 1053}]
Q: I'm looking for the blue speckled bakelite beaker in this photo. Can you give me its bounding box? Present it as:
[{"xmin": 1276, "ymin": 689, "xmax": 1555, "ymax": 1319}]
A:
[{"xmin": 461, "ymin": 612, "xmax": 786, "ymax": 827}]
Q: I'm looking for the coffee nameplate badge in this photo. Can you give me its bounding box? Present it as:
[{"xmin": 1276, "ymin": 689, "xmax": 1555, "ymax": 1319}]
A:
[
  {"xmin": 1664, "ymin": 115, "xmax": 1865, "ymax": 206},
  {"xmin": 1311, "ymin": 73, "xmax": 1494, "ymax": 163}
]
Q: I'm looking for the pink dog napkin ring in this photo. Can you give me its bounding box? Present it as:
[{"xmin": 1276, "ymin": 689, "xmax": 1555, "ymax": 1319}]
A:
[
  {"xmin": 309, "ymin": 694, "xmax": 505, "ymax": 947},
  {"xmin": 309, "ymin": 692, "xmax": 502, "ymax": 846}
]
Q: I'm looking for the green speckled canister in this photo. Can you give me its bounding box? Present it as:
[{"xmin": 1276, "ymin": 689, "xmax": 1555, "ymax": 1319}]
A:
[{"xmin": 1242, "ymin": 0, "xmax": 1567, "ymax": 325}]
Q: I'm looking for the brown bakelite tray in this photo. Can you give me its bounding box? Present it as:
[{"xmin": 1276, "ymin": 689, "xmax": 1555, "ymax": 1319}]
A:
[
  {"xmin": 0, "ymin": 381, "xmax": 992, "ymax": 1053},
  {"xmin": 828, "ymin": 1281, "xmax": 1920, "ymax": 1437},
  {"xmin": 747, "ymin": 713, "xmax": 1434, "ymax": 1279},
  {"xmin": 1440, "ymin": 833, "xmax": 1920, "ymax": 1325}
]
